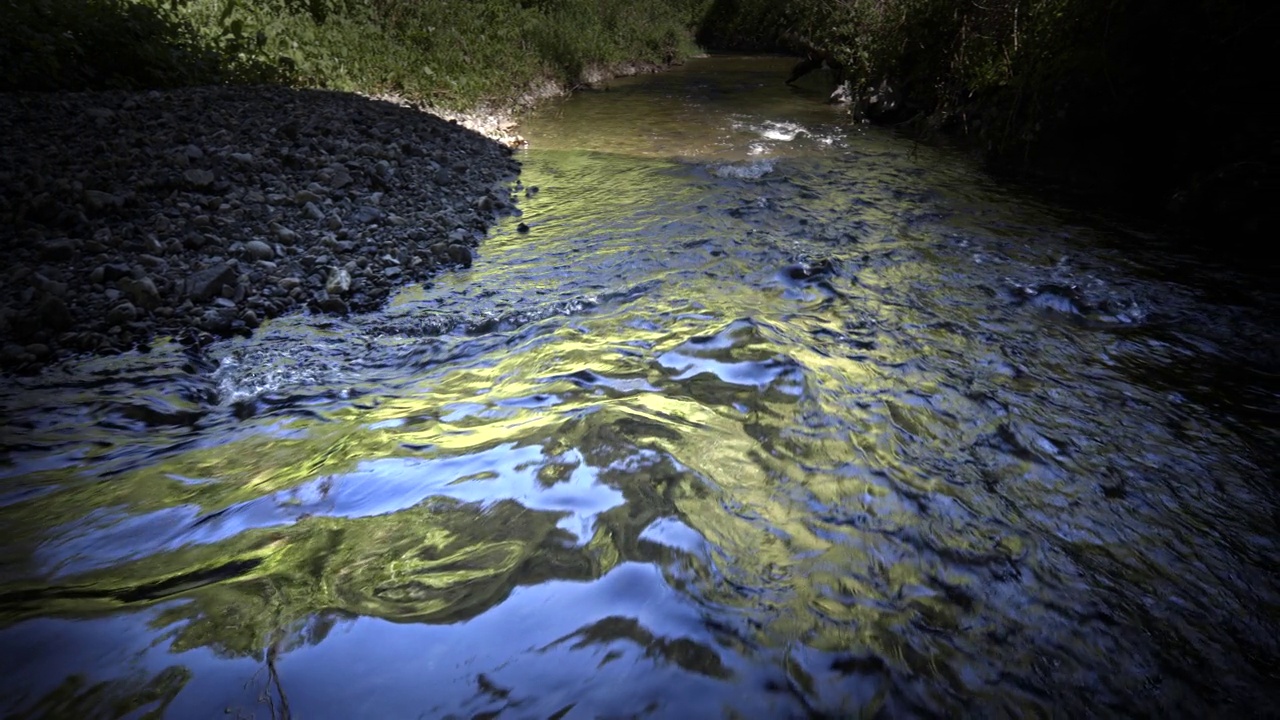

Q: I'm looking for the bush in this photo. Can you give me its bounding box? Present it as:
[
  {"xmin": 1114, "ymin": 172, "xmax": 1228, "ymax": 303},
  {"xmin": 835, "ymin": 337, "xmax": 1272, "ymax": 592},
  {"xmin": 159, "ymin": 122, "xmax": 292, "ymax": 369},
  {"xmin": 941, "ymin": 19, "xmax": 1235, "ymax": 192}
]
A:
[
  {"xmin": 172, "ymin": 0, "xmax": 705, "ymax": 107},
  {"xmin": 700, "ymin": 0, "xmax": 1272, "ymax": 220},
  {"xmin": 0, "ymin": 0, "xmax": 288, "ymax": 91},
  {"xmin": 2, "ymin": 0, "xmax": 705, "ymax": 108}
]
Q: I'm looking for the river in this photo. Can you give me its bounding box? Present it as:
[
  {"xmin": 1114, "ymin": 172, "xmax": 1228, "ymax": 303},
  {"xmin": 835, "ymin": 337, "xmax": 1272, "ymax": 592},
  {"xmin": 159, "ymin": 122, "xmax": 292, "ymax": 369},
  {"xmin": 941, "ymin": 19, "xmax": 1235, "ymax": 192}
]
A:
[{"xmin": 1, "ymin": 55, "xmax": 1277, "ymax": 718}]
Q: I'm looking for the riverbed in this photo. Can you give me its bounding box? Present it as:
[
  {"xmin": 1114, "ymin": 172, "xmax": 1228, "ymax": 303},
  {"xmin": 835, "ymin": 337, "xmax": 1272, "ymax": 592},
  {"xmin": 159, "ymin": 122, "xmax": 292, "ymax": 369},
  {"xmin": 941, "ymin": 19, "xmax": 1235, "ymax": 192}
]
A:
[{"xmin": 1, "ymin": 55, "xmax": 1277, "ymax": 718}]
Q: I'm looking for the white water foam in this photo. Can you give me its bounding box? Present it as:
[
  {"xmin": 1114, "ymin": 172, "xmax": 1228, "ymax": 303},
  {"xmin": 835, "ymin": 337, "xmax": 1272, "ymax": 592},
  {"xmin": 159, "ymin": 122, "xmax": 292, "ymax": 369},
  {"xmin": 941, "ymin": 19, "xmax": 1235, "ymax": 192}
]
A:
[{"xmin": 758, "ymin": 121, "xmax": 807, "ymax": 141}]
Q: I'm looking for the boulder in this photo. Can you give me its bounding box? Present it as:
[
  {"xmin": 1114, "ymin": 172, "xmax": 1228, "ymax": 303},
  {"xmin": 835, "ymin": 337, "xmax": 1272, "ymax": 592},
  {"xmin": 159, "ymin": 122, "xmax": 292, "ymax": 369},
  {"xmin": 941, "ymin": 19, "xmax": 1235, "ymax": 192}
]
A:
[{"xmin": 185, "ymin": 263, "xmax": 237, "ymax": 301}]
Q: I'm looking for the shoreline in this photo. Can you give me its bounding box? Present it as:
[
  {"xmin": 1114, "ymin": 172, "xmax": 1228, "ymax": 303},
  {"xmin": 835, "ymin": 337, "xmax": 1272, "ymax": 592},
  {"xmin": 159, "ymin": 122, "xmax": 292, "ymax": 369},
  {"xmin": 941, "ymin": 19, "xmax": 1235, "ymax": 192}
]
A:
[
  {"xmin": 0, "ymin": 59, "xmax": 683, "ymax": 375},
  {"xmin": 0, "ymin": 85, "xmax": 522, "ymax": 373},
  {"xmin": 369, "ymin": 58, "xmax": 680, "ymax": 148}
]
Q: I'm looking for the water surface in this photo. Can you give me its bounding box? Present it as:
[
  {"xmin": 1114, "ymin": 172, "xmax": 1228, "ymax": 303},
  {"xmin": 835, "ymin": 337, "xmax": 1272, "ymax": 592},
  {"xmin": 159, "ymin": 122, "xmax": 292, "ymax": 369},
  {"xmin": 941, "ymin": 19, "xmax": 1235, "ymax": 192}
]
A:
[{"xmin": 2, "ymin": 55, "xmax": 1277, "ymax": 718}]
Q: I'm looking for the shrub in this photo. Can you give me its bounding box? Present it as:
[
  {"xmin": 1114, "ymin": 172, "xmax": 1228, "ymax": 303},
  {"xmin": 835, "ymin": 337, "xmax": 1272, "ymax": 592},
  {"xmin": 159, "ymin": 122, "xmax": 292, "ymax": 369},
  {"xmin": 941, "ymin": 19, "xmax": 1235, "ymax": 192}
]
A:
[{"xmin": 0, "ymin": 0, "xmax": 288, "ymax": 91}]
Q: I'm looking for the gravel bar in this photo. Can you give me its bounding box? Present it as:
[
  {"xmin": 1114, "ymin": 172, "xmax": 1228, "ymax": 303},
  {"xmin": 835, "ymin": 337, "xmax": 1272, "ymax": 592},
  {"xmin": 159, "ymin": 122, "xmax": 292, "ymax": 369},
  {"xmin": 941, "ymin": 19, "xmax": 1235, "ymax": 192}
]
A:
[{"xmin": 0, "ymin": 86, "xmax": 523, "ymax": 372}]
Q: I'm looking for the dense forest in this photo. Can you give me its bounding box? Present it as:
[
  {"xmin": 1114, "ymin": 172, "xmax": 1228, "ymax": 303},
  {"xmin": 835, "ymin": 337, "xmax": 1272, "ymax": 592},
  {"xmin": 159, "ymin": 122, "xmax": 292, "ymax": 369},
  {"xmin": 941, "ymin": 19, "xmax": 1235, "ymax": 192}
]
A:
[{"xmin": 2, "ymin": 0, "xmax": 1272, "ymax": 233}]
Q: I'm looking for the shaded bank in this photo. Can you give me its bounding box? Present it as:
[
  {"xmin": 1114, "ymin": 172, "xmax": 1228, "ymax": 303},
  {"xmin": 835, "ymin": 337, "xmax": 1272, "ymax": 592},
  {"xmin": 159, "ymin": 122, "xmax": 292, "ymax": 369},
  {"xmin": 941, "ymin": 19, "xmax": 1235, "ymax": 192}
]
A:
[
  {"xmin": 697, "ymin": 0, "xmax": 1276, "ymax": 241},
  {"xmin": 8, "ymin": 0, "xmax": 1269, "ymax": 240},
  {"xmin": 0, "ymin": 87, "xmax": 519, "ymax": 372},
  {"xmin": 0, "ymin": 0, "xmax": 707, "ymax": 373}
]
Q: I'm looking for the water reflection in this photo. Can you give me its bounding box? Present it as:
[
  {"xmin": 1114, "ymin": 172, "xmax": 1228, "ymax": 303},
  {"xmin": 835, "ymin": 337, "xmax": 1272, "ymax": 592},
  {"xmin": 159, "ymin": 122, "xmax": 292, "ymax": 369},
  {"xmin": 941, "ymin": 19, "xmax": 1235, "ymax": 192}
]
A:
[{"xmin": 2, "ymin": 56, "xmax": 1277, "ymax": 717}]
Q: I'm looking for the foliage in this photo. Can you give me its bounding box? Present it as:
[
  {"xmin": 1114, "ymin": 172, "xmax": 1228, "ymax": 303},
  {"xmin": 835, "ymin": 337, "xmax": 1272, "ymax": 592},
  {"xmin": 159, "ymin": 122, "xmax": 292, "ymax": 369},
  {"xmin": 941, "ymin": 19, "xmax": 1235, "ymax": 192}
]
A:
[
  {"xmin": 0, "ymin": 0, "xmax": 288, "ymax": 91},
  {"xmin": 1, "ymin": 0, "xmax": 708, "ymax": 108},
  {"xmin": 701, "ymin": 0, "xmax": 1272, "ymax": 218},
  {"xmin": 5, "ymin": 0, "xmax": 1265, "ymax": 223}
]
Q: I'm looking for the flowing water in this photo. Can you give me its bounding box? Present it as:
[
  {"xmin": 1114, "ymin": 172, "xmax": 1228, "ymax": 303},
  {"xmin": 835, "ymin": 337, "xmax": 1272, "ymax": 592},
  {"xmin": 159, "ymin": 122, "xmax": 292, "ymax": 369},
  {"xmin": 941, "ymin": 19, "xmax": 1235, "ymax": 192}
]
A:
[{"xmin": 2, "ymin": 56, "xmax": 1278, "ymax": 718}]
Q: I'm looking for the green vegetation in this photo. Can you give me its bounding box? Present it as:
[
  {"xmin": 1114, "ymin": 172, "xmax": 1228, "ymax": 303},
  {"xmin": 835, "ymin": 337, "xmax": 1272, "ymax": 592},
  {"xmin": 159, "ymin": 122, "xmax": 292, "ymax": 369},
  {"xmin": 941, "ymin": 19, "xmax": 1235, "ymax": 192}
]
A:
[
  {"xmin": 702, "ymin": 0, "xmax": 1272, "ymax": 231},
  {"xmin": 0, "ymin": 0, "xmax": 288, "ymax": 90},
  {"xmin": 1, "ymin": 0, "xmax": 704, "ymax": 108},
  {"xmin": 1, "ymin": 0, "xmax": 1268, "ymax": 226}
]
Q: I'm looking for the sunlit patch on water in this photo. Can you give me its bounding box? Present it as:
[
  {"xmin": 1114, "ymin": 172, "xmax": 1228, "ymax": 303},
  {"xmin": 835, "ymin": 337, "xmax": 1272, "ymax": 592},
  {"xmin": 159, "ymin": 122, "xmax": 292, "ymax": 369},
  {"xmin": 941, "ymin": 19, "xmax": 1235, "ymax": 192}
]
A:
[{"xmin": 1, "ymin": 55, "xmax": 1277, "ymax": 718}]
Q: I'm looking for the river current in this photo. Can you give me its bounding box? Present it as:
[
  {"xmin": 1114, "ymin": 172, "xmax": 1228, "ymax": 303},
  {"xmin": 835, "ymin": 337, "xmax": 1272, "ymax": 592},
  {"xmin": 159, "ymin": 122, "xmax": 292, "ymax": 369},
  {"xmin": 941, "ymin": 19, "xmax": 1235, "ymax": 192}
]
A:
[{"xmin": 2, "ymin": 56, "xmax": 1277, "ymax": 718}]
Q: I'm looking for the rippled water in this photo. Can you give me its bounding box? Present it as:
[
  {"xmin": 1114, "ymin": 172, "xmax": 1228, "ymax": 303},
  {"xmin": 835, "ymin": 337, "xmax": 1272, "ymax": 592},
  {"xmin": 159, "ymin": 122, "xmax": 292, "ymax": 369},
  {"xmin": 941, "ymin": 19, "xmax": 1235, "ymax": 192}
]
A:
[{"xmin": 3, "ymin": 56, "xmax": 1278, "ymax": 718}]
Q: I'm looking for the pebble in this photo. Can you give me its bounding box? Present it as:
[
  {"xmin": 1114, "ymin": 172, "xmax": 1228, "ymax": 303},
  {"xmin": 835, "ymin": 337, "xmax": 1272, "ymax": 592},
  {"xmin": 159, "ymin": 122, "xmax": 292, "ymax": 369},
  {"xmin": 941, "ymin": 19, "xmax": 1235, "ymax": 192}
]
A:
[
  {"xmin": 303, "ymin": 201, "xmax": 325, "ymax": 220},
  {"xmin": 448, "ymin": 244, "xmax": 473, "ymax": 267},
  {"xmin": 244, "ymin": 240, "xmax": 275, "ymax": 260},
  {"xmin": 107, "ymin": 301, "xmax": 138, "ymax": 324},
  {"xmin": 184, "ymin": 169, "xmax": 215, "ymax": 187}
]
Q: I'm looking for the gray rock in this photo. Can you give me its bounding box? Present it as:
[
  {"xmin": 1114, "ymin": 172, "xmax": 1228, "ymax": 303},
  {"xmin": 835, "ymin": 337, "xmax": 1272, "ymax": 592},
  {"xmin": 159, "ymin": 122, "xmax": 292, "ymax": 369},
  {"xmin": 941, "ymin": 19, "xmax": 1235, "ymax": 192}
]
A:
[
  {"xmin": 138, "ymin": 254, "xmax": 167, "ymax": 270},
  {"xmin": 318, "ymin": 296, "xmax": 349, "ymax": 314},
  {"xmin": 351, "ymin": 206, "xmax": 385, "ymax": 225},
  {"xmin": 185, "ymin": 263, "xmax": 236, "ymax": 301},
  {"xmin": 303, "ymin": 201, "xmax": 325, "ymax": 220},
  {"xmin": 245, "ymin": 240, "xmax": 275, "ymax": 260},
  {"xmin": 295, "ymin": 190, "xmax": 322, "ymax": 205},
  {"xmin": 107, "ymin": 301, "xmax": 138, "ymax": 325},
  {"xmin": 2, "ymin": 344, "xmax": 28, "ymax": 364},
  {"xmin": 184, "ymin": 169, "xmax": 215, "ymax": 187},
  {"xmin": 35, "ymin": 274, "xmax": 68, "ymax": 297},
  {"xmin": 448, "ymin": 244, "xmax": 473, "ymax": 268},
  {"xmin": 40, "ymin": 239, "xmax": 78, "ymax": 261},
  {"xmin": 100, "ymin": 263, "xmax": 132, "ymax": 282},
  {"xmin": 273, "ymin": 225, "xmax": 299, "ymax": 244},
  {"xmin": 37, "ymin": 296, "xmax": 72, "ymax": 330},
  {"xmin": 84, "ymin": 190, "xmax": 123, "ymax": 209},
  {"xmin": 120, "ymin": 276, "xmax": 161, "ymax": 309},
  {"xmin": 198, "ymin": 306, "xmax": 237, "ymax": 334},
  {"xmin": 325, "ymin": 267, "xmax": 352, "ymax": 295}
]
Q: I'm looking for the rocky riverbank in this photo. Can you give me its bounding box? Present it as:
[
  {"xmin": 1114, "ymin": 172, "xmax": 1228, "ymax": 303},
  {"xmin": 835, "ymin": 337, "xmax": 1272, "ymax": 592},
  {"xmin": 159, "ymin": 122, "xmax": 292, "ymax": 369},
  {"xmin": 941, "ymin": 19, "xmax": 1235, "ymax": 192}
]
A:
[{"xmin": 0, "ymin": 86, "xmax": 523, "ymax": 373}]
